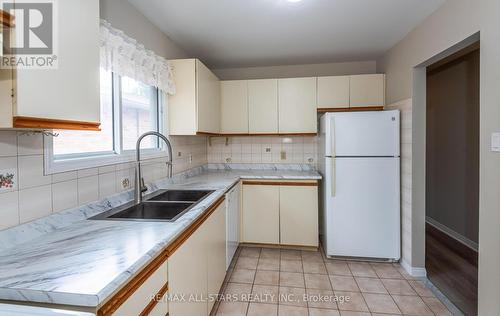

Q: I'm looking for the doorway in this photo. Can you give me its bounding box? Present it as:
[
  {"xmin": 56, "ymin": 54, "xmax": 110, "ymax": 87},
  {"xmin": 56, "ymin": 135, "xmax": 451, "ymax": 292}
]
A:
[{"xmin": 425, "ymin": 43, "xmax": 479, "ymax": 315}]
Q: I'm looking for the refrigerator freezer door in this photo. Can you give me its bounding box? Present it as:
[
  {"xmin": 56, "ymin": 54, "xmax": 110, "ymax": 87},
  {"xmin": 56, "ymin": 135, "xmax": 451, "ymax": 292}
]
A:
[
  {"xmin": 326, "ymin": 111, "xmax": 400, "ymax": 157},
  {"xmin": 325, "ymin": 157, "xmax": 400, "ymax": 260}
]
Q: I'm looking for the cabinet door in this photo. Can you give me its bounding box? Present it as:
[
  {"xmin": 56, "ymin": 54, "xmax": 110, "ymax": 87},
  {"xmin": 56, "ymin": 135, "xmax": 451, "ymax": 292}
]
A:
[
  {"xmin": 112, "ymin": 260, "xmax": 168, "ymax": 316},
  {"xmin": 169, "ymin": 59, "xmax": 197, "ymax": 135},
  {"xmin": 197, "ymin": 60, "xmax": 220, "ymax": 133},
  {"xmin": 221, "ymin": 81, "xmax": 248, "ymax": 134},
  {"xmin": 14, "ymin": 0, "xmax": 100, "ymax": 124},
  {"xmin": 317, "ymin": 76, "xmax": 350, "ymax": 109},
  {"xmin": 206, "ymin": 202, "xmax": 227, "ymax": 313},
  {"xmin": 350, "ymin": 74, "xmax": 385, "ymax": 108},
  {"xmin": 280, "ymin": 185, "xmax": 319, "ymax": 247},
  {"xmin": 248, "ymin": 79, "xmax": 278, "ymax": 134},
  {"xmin": 168, "ymin": 226, "xmax": 208, "ymax": 316},
  {"xmin": 242, "ymin": 184, "xmax": 280, "ymax": 244},
  {"xmin": 278, "ymin": 77, "xmax": 317, "ymax": 134}
]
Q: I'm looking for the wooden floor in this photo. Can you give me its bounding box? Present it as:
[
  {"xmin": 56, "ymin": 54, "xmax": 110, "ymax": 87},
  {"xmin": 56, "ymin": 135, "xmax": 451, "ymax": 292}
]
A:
[{"xmin": 426, "ymin": 223, "xmax": 478, "ymax": 315}]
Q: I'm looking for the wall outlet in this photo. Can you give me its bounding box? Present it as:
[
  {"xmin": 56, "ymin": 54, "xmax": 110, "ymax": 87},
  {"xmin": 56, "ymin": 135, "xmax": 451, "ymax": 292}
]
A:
[
  {"xmin": 280, "ymin": 151, "xmax": 287, "ymax": 160},
  {"xmin": 177, "ymin": 151, "xmax": 182, "ymax": 157},
  {"xmin": 189, "ymin": 154, "xmax": 193, "ymax": 164},
  {"xmin": 225, "ymin": 157, "xmax": 232, "ymax": 163},
  {"xmin": 265, "ymin": 147, "xmax": 271, "ymax": 153},
  {"xmin": 492, "ymin": 133, "xmax": 500, "ymax": 152},
  {"xmin": 121, "ymin": 177, "xmax": 131, "ymax": 189}
]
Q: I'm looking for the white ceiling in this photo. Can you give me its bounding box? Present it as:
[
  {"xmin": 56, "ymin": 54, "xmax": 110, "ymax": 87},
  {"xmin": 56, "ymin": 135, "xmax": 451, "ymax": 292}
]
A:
[{"xmin": 128, "ymin": 0, "xmax": 445, "ymax": 68}]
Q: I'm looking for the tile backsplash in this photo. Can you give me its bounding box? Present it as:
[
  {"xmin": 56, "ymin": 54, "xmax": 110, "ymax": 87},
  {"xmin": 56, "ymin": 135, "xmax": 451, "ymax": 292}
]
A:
[
  {"xmin": 207, "ymin": 136, "xmax": 318, "ymax": 166},
  {"xmin": 0, "ymin": 131, "xmax": 207, "ymax": 230}
]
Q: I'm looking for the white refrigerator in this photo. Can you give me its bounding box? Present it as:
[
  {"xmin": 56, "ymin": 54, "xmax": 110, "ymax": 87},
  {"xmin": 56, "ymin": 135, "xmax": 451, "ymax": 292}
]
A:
[{"xmin": 319, "ymin": 110, "xmax": 401, "ymax": 260}]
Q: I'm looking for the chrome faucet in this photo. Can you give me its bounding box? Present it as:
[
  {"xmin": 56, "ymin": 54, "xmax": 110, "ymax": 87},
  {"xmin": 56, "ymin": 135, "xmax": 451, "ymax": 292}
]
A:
[{"xmin": 134, "ymin": 131, "xmax": 173, "ymax": 205}]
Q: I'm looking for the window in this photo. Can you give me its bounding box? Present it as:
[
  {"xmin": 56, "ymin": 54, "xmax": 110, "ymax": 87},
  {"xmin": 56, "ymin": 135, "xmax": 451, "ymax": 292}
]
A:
[{"xmin": 45, "ymin": 68, "xmax": 165, "ymax": 173}]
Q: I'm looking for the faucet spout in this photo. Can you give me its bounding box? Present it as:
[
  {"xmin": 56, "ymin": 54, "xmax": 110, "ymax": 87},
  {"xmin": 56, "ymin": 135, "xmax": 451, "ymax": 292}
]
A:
[{"xmin": 134, "ymin": 131, "xmax": 173, "ymax": 205}]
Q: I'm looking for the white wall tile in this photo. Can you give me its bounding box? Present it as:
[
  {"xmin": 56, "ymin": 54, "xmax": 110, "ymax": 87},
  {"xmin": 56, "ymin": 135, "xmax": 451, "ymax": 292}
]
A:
[
  {"xmin": 52, "ymin": 180, "xmax": 78, "ymax": 212},
  {"xmin": 98, "ymin": 172, "xmax": 116, "ymax": 199},
  {"xmin": 78, "ymin": 176, "xmax": 99, "ymax": 205},
  {"xmin": 0, "ymin": 132, "xmax": 17, "ymax": 157},
  {"xmin": 17, "ymin": 133, "xmax": 43, "ymax": 156},
  {"xmin": 18, "ymin": 155, "xmax": 51, "ymax": 189},
  {"xmin": 0, "ymin": 191, "xmax": 19, "ymax": 230},
  {"xmin": 52, "ymin": 171, "xmax": 77, "ymax": 183},
  {"xmin": 77, "ymin": 168, "xmax": 98, "ymax": 178},
  {"xmin": 19, "ymin": 185, "xmax": 52, "ymax": 223}
]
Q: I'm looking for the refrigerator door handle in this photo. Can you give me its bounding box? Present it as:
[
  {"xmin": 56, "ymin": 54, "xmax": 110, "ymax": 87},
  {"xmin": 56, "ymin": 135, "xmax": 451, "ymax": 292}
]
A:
[
  {"xmin": 331, "ymin": 117, "xmax": 336, "ymax": 157},
  {"xmin": 331, "ymin": 158, "xmax": 336, "ymax": 197}
]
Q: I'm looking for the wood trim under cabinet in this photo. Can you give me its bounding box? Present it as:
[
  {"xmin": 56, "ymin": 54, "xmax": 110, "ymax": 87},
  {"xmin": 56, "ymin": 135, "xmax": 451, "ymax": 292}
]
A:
[
  {"xmin": 242, "ymin": 180, "xmax": 318, "ymax": 187},
  {"xmin": 97, "ymin": 196, "xmax": 226, "ymax": 316},
  {"xmin": 0, "ymin": 10, "xmax": 14, "ymax": 27},
  {"xmin": 13, "ymin": 116, "xmax": 101, "ymax": 131},
  {"xmin": 317, "ymin": 106, "xmax": 384, "ymax": 113},
  {"xmin": 197, "ymin": 132, "xmax": 317, "ymax": 137},
  {"xmin": 139, "ymin": 282, "xmax": 169, "ymax": 316}
]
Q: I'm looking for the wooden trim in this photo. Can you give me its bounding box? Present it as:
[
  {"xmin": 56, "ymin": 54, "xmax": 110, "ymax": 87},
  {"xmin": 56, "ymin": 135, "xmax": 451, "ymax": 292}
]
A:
[
  {"xmin": 139, "ymin": 282, "xmax": 169, "ymax": 316},
  {"xmin": 0, "ymin": 10, "xmax": 14, "ymax": 27},
  {"xmin": 198, "ymin": 132, "xmax": 317, "ymax": 137},
  {"xmin": 98, "ymin": 196, "xmax": 226, "ymax": 316},
  {"xmin": 317, "ymin": 106, "xmax": 384, "ymax": 113},
  {"xmin": 13, "ymin": 116, "xmax": 101, "ymax": 131},
  {"xmin": 242, "ymin": 180, "xmax": 318, "ymax": 187}
]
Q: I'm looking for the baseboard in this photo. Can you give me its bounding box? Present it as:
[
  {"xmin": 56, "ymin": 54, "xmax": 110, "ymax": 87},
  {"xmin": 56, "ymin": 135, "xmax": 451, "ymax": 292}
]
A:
[{"xmin": 401, "ymin": 259, "xmax": 427, "ymax": 278}]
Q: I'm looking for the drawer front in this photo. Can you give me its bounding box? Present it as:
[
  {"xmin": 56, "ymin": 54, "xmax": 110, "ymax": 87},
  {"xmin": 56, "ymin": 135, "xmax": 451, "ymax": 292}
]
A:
[{"xmin": 112, "ymin": 260, "xmax": 168, "ymax": 316}]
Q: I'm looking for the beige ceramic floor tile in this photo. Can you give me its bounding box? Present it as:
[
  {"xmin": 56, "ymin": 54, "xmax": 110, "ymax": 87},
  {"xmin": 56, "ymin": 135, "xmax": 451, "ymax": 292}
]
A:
[
  {"xmin": 408, "ymin": 280, "xmax": 435, "ymax": 297},
  {"xmin": 278, "ymin": 305, "xmax": 308, "ymax": 316},
  {"xmin": 260, "ymin": 248, "xmax": 281, "ymax": 259},
  {"xmin": 325, "ymin": 261, "xmax": 352, "ymax": 276},
  {"xmin": 362, "ymin": 293, "xmax": 401, "ymax": 314},
  {"xmin": 370, "ymin": 263, "xmax": 403, "ymax": 279},
  {"xmin": 303, "ymin": 260, "xmax": 328, "ymax": 274},
  {"xmin": 334, "ymin": 291, "xmax": 369, "ymax": 312},
  {"xmin": 348, "ymin": 262, "xmax": 378, "ymax": 278},
  {"xmin": 279, "ymin": 286, "xmax": 307, "ymax": 307},
  {"xmin": 224, "ymin": 282, "xmax": 253, "ymax": 297},
  {"xmin": 305, "ymin": 273, "xmax": 333, "ymax": 290},
  {"xmin": 257, "ymin": 257, "xmax": 280, "ymax": 271},
  {"xmin": 281, "ymin": 249, "xmax": 302, "ymax": 260},
  {"xmin": 339, "ymin": 311, "xmax": 371, "ymax": 316},
  {"xmin": 230, "ymin": 268, "xmax": 256, "ymax": 284},
  {"xmin": 380, "ymin": 279, "xmax": 417, "ymax": 295},
  {"xmin": 306, "ymin": 288, "xmax": 338, "ymax": 309},
  {"xmin": 355, "ymin": 277, "xmax": 388, "ymax": 294},
  {"xmin": 216, "ymin": 301, "xmax": 248, "ymax": 316},
  {"xmin": 309, "ymin": 307, "xmax": 341, "ymax": 316},
  {"xmin": 247, "ymin": 303, "xmax": 278, "ymax": 316},
  {"xmin": 280, "ymin": 259, "xmax": 303, "ymax": 272},
  {"xmin": 330, "ymin": 275, "xmax": 360, "ymax": 292},
  {"xmin": 254, "ymin": 270, "xmax": 280, "ymax": 286},
  {"xmin": 421, "ymin": 297, "xmax": 453, "ymax": 315},
  {"xmin": 302, "ymin": 250, "xmax": 324, "ymax": 262},
  {"xmin": 280, "ymin": 271, "xmax": 305, "ymax": 288},
  {"xmin": 392, "ymin": 295, "xmax": 433, "ymax": 315},
  {"xmin": 239, "ymin": 247, "xmax": 261, "ymax": 258},
  {"xmin": 252, "ymin": 285, "xmax": 279, "ymax": 304},
  {"xmin": 236, "ymin": 256, "xmax": 259, "ymax": 270}
]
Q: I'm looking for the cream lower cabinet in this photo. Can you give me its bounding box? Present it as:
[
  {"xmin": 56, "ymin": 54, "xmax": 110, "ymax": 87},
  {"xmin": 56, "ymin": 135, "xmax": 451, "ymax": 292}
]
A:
[
  {"xmin": 241, "ymin": 181, "xmax": 318, "ymax": 247},
  {"xmin": 280, "ymin": 185, "xmax": 319, "ymax": 247},
  {"xmin": 242, "ymin": 184, "xmax": 280, "ymax": 244},
  {"xmin": 111, "ymin": 260, "xmax": 169, "ymax": 316},
  {"xmin": 168, "ymin": 200, "xmax": 226, "ymax": 316}
]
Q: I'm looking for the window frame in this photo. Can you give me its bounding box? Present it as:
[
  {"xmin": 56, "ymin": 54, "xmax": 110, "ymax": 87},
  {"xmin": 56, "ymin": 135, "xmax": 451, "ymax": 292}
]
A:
[{"xmin": 44, "ymin": 72, "xmax": 168, "ymax": 174}]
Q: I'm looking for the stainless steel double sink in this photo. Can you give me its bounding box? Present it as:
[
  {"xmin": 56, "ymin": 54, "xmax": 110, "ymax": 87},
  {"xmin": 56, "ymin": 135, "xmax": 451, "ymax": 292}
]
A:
[{"xmin": 90, "ymin": 190, "xmax": 214, "ymax": 222}]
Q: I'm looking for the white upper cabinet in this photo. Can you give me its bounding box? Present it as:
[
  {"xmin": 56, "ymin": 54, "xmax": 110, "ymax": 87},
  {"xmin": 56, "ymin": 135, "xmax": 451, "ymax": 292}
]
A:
[
  {"xmin": 1, "ymin": 0, "xmax": 101, "ymax": 130},
  {"xmin": 169, "ymin": 59, "xmax": 221, "ymax": 135},
  {"xmin": 220, "ymin": 80, "xmax": 248, "ymax": 134},
  {"xmin": 317, "ymin": 76, "xmax": 350, "ymax": 109},
  {"xmin": 349, "ymin": 74, "xmax": 385, "ymax": 107},
  {"xmin": 278, "ymin": 77, "xmax": 317, "ymax": 134},
  {"xmin": 197, "ymin": 60, "xmax": 221, "ymax": 134},
  {"xmin": 248, "ymin": 79, "xmax": 278, "ymax": 134}
]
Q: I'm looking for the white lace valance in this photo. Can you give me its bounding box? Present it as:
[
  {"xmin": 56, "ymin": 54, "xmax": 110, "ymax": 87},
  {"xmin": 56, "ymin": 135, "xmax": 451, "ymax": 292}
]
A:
[{"xmin": 100, "ymin": 20, "xmax": 175, "ymax": 95}]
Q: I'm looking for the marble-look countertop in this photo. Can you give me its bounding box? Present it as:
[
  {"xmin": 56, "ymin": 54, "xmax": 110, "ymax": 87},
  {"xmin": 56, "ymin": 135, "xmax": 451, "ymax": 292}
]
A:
[{"xmin": 0, "ymin": 167, "xmax": 321, "ymax": 309}]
